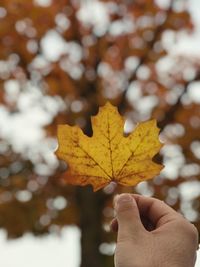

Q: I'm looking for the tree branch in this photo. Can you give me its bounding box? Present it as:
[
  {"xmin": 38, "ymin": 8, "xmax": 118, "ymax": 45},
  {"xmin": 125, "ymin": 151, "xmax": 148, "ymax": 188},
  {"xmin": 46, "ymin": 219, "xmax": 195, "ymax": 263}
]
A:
[{"xmin": 158, "ymin": 71, "xmax": 200, "ymax": 129}]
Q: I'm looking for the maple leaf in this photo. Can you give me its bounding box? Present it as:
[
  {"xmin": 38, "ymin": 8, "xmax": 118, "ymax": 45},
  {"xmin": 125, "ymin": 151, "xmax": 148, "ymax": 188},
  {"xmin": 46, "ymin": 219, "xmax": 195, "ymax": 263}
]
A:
[{"xmin": 55, "ymin": 102, "xmax": 164, "ymax": 191}]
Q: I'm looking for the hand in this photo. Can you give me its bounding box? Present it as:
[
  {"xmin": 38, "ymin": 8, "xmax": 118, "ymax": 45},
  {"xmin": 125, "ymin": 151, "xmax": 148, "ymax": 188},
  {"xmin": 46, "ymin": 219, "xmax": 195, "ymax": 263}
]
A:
[{"xmin": 111, "ymin": 193, "xmax": 198, "ymax": 267}]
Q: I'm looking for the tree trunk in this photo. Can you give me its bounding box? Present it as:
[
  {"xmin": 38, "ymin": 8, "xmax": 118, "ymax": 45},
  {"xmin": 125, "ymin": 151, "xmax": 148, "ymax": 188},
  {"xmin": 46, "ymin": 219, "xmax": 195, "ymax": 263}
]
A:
[
  {"xmin": 74, "ymin": 105, "xmax": 113, "ymax": 267},
  {"xmin": 76, "ymin": 186, "xmax": 107, "ymax": 267}
]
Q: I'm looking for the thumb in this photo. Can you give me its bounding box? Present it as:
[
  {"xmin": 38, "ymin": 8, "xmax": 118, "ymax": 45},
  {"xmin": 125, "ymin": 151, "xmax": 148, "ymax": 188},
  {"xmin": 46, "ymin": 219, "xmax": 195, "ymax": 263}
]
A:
[{"xmin": 114, "ymin": 194, "xmax": 143, "ymax": 241}]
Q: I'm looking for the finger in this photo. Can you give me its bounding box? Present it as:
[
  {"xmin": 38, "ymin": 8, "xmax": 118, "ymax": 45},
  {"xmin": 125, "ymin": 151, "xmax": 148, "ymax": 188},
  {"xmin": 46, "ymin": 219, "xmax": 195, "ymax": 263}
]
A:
[
  {"xmin": 110, "ymin": 215, "xmax": 155, "ymax": 232},
  {"xmin": 132, "ymin": 194, "xmax": 181, "ymax": 228},
  {"xmin": 114, "ymin": 194, "xmax": 144, "ymax": 241}
]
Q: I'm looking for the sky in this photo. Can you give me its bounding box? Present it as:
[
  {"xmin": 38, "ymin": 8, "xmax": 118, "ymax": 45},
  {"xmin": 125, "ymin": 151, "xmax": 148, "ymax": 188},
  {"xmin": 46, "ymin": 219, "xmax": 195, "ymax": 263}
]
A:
[
  {"xmin": 0, "ymin": 0, "xmax": 200, "ymax": 266},
  {"xmin": 0, "ymin": 227, "xmax": 81, "ymax": 267}
]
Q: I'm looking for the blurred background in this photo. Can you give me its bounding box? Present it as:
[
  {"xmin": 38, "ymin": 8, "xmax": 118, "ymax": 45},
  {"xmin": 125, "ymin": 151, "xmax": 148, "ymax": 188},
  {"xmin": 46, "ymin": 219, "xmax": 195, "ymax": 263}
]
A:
[{"xmin": 0, "ymin": 0, "xmax": 200, "ymax": 266}]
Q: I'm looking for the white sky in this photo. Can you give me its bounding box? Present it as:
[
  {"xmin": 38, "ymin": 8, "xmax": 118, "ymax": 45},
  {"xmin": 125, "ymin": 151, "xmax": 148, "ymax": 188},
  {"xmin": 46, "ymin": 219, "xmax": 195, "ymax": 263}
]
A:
[{"xmin": 0, "ymin": 227, "xmax": 81, "ymax": 267}]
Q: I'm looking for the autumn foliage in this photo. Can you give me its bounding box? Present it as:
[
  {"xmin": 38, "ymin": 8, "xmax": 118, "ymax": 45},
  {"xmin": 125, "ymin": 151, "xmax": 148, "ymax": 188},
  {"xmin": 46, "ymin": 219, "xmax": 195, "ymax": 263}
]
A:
[{"xmin": 0, "ymin": 0, "xmax": 199, "ymax": 267}]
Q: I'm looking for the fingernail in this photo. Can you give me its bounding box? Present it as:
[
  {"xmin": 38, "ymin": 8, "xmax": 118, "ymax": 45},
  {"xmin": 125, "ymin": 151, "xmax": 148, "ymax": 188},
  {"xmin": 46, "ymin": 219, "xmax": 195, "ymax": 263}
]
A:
[
  {"xmin": 114, "ymin": 194, "xmax": 135, "ymax": 210},
  {"xmin": 117, "ymin": 194, "xmax": 132, "ymax": 204}
]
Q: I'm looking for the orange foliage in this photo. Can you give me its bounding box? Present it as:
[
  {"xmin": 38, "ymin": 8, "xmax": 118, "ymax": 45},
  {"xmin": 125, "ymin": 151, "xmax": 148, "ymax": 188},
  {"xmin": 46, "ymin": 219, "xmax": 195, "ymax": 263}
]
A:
[{"xmin": 0, "ymin": 0, "xmax": 199, "ymax": 265}]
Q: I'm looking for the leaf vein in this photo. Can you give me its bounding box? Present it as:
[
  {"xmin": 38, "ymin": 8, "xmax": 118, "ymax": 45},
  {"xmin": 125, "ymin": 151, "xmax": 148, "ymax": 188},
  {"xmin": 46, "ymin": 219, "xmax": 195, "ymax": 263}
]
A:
[
  {"xmin": 77, "ymin": 142, "xmax": 112, "ymax": 179},
  {"xmin": 117, "ymin": 128, "xmax": 151, "ymax": 176}
]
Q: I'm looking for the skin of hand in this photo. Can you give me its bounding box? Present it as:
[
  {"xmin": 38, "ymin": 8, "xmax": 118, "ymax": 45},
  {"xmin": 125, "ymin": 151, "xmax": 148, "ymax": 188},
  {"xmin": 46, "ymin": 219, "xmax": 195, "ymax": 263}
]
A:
[{"xmin": 111, "ymin": 193, "xmax": 199, "ymax": 267}]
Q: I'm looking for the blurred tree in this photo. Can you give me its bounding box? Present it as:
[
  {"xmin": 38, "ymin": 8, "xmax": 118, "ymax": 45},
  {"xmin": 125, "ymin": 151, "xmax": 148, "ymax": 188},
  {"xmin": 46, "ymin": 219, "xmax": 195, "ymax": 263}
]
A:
[{"xmin": 0, "ymin": 0, "xmax": 199, "ymax": 267}]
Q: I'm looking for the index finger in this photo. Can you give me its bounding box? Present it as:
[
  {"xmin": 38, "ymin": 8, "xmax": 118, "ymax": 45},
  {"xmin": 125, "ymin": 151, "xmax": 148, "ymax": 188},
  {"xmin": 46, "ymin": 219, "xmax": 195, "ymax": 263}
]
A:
[{"xmin": 133, "ymin": 194, "xmax": 182, "ymax": 227}]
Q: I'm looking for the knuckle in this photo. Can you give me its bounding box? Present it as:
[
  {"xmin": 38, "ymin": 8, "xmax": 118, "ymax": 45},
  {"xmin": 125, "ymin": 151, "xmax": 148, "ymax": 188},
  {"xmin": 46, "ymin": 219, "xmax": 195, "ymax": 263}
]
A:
[
  {"xmin": 188, "ymin": 224, "xmax": 199, "ymax": 240},
  {"xmin": 179, "ymin": 220, "xmax": 199, "ymax": 240}
]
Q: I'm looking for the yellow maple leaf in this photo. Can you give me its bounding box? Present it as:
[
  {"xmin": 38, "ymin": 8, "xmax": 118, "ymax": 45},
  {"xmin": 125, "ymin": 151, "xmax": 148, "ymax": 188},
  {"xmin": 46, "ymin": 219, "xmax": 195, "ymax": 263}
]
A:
[{"xmin": 55, "ymin": 102, "xmax": 164, "ymax": 191}]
